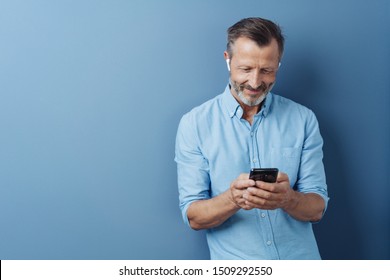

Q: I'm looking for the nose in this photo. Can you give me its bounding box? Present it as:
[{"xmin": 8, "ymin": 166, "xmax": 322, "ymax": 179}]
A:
[{"xmin": 248, "ymin": 71, "xmax": 262, "ymax": 90}]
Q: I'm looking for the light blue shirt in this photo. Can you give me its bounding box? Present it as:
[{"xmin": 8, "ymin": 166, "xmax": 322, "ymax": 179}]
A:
[{"xmin": 175, "ymin": 84, "xmax": 329, "ymax": 259}]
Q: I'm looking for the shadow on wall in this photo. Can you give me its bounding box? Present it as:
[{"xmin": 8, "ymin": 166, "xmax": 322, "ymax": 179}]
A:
[{"xmin": 276, "ymin": 48, "xmax": 364, "ymax": 259}]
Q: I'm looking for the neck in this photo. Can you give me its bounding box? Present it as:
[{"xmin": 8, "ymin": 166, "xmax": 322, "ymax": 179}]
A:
[
  {"xmin": 229, "ymin": 86, "xmax": 262, "ymax": 125},
  {"xmin": 241, "ymin": 103, "xmax": 262, "ymax": 125}
]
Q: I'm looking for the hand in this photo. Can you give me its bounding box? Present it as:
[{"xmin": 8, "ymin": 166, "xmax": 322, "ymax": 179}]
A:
[
  {"xmin": 229, "ymin": 173, "xmax": 256, "ymax": 210},
  {"xmin": 242, "ymin": 172, "xmax": 293, "ymax": 210}
]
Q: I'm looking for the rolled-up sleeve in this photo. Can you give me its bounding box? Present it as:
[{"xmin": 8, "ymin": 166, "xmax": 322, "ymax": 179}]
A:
[
  {"xmin": 296, "ymin": 110, "xmax": 329, "ymax": 214},
  {"xmin": 174, "ymin": 113, "xmax": 210, "ymax": 227}
]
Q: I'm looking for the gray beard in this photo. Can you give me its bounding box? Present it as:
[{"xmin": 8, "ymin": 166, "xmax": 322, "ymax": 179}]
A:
[
  {"xmin": 237, "ymin": 90, "xmax": 266, "ymax": 106},
  {"xmin": 231, "ymin": 80, "xmax": 275, "ymax": 107}
]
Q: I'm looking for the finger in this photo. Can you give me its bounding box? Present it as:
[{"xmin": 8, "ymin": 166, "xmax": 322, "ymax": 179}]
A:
[
  {"xmin": 276, "ymin": 171, "xmax": 288, "ymax": 182},
  {"xmin": 243, "ymin": 189, "xmax": 279, "ymax": 209},
  {"xmin": 232, "ymin": 178, "xmax": 256, "ymax": 190},
  {"xmin": 246, "ymin": 187, "xmax": 273, "ymax": 200},
  {"xmin": 254, "ymin": 181, "xmax": 277, "ymax": 192},
  {"xmin": 241, "ymin": 203, "xmax": 254, "ymax": 210},
  {"xmin": 237, "ymin": 173, "xmax": 258, "ymax": 186},
  {"xmin": 243, "ymin": 193, "xmax": 268, "ymax": 208},
  {"xmin": 231, "ymin": 186, "xmax": 251, "ymax": 206},
  {"xmin": 232, "ymin": 191, "xmax": 253, "ymax": 210},
  {"xmin": 237, "ymin": 173, "xmax": 250, "ymax": 180}
]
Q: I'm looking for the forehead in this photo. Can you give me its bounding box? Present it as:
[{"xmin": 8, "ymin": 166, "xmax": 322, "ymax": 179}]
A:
[{"xmin": 230, "ymin": 37, "xmax": 280, "ymax": 64}]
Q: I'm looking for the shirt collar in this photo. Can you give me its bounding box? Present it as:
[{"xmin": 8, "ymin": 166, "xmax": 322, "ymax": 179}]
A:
[
  {"xmin": 222, "ymin": 83, "xmax": 273, "ymax": 118},
  {"xmin": 222, "ymin": 84, "xmax": 241, "ymax": 118}
]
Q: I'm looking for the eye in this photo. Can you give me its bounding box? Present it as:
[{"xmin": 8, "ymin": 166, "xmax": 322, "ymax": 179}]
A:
[
  {"xmin": 239, "ymin": 67, "xmax": 252, "ymax": 73},
  {"xmin": 261, "ymin": 68, "xmax": 273, "ymax": 75}
]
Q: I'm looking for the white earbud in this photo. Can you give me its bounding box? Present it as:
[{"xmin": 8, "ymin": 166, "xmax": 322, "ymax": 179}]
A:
[{"xmin": 226, "ymin": 59, "xmax": 230, "ymax": 71}]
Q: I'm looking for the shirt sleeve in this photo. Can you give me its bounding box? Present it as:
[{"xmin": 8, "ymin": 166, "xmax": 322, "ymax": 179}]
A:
[
  {"xmin": 295, "ymin": 110, "xmax": 330, "ymax": 216},
  {"xmin": 174, "ymin": 113, "xmax": 211, "ymax": 227}
]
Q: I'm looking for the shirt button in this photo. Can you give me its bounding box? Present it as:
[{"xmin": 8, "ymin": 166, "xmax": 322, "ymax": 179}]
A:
[
  {"xmin": 266, "ymin": 241, "xmax": 272, "ymax": 246},
  {"xmin": 252, "ymin": 159, "xmax": 257, "ymax": 163},
  {"xmin": 261, "ymin": 213, "xmax": 266, "ymax": 218}
]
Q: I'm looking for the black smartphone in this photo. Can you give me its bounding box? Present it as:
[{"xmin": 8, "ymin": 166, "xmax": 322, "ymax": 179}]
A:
[{"xmin": 249, "ymin": 168, "xmax": 279, "ymax": 183}]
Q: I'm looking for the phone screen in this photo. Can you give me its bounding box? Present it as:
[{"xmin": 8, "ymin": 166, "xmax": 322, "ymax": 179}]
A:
[{"xmin": 249, "ymin": 168, "xmax": 278, "ymax": 183}]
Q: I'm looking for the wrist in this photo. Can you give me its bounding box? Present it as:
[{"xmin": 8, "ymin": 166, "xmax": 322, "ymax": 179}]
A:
[{"xmin": 282, "ymin": 189, "xmax": 301, "ymax": 212}]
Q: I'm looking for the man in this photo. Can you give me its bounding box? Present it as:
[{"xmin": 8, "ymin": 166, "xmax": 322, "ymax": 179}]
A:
[{"xmin": 175, "ymin": 17, "xmax": 329, "ymax": 259}]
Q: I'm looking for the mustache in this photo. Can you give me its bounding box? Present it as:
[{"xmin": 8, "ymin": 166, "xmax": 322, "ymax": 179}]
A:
[{"xmin": 240, "ymin": 82, "xmax": 270, "ymax": 92}]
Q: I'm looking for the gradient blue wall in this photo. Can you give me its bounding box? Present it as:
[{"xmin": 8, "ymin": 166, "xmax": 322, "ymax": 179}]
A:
[{"xmin": 0, "ymin": 0, "xmax": 389, "ymax": 259}]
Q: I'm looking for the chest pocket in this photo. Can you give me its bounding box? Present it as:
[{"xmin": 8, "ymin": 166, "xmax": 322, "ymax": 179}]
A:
[{"xmin": 269, "ymin": 147, "xmax": 301, "ymax": 186}]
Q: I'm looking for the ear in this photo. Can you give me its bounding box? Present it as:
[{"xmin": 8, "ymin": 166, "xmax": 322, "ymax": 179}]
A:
[
  {"xmin": 224, "ymin": 51, "xmax": 230, "ymax": 71},
  {"xmin": 223, "ymin": 51, "xmax": 229, "ymax": 60}
]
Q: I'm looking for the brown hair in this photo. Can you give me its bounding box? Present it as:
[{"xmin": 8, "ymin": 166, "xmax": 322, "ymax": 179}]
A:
[{"xmin": 227, "ymin": 17, "xmax": 284, "ymax": 59}]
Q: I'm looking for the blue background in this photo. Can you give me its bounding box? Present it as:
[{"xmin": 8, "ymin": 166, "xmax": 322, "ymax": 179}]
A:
[{"xmin": 0, "ymin": 0, "xmax": 389, "ymax": 260}]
